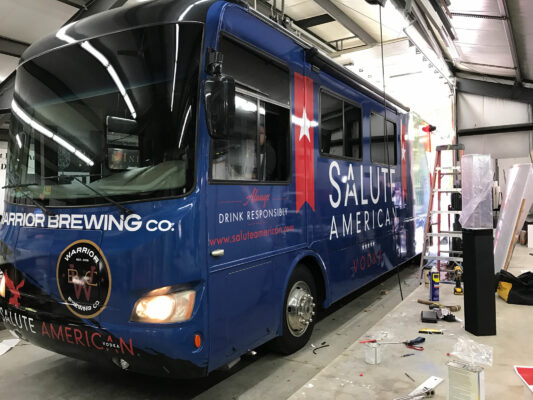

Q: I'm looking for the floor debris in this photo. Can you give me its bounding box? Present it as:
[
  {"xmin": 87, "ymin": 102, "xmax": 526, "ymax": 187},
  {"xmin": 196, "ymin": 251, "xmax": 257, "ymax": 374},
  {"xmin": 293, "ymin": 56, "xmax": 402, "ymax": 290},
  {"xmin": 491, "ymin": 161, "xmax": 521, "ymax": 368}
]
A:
[
  {"xmin": 0, "ymin": 338, "xmax": 20, "ymax": 356},
  {"xmin": 404, "ymin": 372, "xmax": 415, "ymax": 382},
  {"xmin": 312, "ymin": 343, "xmax": 330, "ymax": 355}
]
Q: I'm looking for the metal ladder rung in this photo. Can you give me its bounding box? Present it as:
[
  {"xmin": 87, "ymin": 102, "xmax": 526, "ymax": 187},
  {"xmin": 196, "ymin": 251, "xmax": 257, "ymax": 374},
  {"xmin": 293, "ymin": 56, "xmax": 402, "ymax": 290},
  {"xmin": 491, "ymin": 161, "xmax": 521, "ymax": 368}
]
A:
[
  {"xmin": 436, "ymin": 166, "xmax": 461, "ymax": 171},
  {"xmin": 436, "ymin": 144, "xmax": 465, "ymax": 152},
  {"xmin": 440, "ymin": 172, "xmax": 461, "ymax": 176},
  {"xmin": 433, "ymin": 188, "xmax": 462, "ymax": 193},
  {"xmin": 439, "ymin": 250, "xmax": 463, "ymax": 254},
  {"xmin": 424, "ymin": 255, "xmax": 463, "ymax": 262},
  {"xmin": 426, "ymin": 232, "xmax": 462, "ymax": 238},
  {"xmin": 430, "ymin": 210, "xmax": 461, "ymax": 214}
]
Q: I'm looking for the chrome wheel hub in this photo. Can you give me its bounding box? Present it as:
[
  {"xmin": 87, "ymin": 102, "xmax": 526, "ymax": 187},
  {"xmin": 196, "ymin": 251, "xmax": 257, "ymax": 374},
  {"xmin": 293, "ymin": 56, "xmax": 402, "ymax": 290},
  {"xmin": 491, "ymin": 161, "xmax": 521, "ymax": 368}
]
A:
[{"xmin": 286, "ymin": 281, "xmax": 315, "ymax": 337}]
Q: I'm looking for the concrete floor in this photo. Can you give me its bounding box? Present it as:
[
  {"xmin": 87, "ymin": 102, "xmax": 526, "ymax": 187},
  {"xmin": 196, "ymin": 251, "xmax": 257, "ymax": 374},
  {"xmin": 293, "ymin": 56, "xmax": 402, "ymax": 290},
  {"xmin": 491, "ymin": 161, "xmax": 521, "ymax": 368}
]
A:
[
  {"xmin": 0, "ymin": 262, "xmax": 420, "ymax": 400},
  {"xmin": 289, "ymin": 244, "xmax": 533, "ymax": 400},
  {"xmin": 1, "ymin": 246, "xmax": 531, "ymax": 399}
]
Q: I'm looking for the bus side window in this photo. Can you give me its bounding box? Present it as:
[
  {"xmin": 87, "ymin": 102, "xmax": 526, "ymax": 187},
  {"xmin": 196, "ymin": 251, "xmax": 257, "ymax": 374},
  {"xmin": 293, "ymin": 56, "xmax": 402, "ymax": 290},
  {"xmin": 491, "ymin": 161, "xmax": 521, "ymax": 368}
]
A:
[
  {"xmin": 210, "ymin": 36, "xmax": 290, "ymax": 183},
  {"xmin": 320, "ymin": 93, "xmax": 343, "ymax": 156},
  {"xmin": 320, "ymin": 91, "xmax": 362, "ymax": 160},
  {"xmin": 370, "ymin": 113, "xmax": 397, "ymax": 165}
]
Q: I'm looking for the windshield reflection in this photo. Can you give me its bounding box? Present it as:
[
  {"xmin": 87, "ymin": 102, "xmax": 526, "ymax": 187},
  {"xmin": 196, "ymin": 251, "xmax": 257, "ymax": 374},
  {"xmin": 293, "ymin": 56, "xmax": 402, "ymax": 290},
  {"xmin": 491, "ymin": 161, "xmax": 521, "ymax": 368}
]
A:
[{"xmin": 7, "ymin": 23, "xmax": 202, "ymax": 207}]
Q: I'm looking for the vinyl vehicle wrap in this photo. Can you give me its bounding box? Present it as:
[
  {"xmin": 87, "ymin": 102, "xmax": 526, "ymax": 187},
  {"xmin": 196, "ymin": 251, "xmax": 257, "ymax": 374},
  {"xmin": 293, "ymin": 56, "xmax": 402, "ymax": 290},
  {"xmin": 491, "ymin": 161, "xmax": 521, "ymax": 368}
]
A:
[{"xmin": 0, "ymin": 0, "xmax": 429, "ymax": 377}]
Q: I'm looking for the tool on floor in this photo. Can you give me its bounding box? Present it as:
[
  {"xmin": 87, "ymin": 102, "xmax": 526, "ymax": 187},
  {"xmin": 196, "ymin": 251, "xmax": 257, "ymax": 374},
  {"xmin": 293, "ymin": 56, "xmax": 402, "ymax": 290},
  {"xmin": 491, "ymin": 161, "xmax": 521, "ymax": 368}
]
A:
[
  {"xmin": 418, "ymin": 144, "xmax": 465, "ymax": 285},
  {"xmin": 360, "ymin": 337, "xmax": 425, "ymax": 351},
  {"xmin": 405, "ymin": 372, "xmax": 415, "ymax": 382},
  {"xmin": 394, "ymin": 376, "xmax": 444, "ymax": 400},
  {"xmin": 429, "ymin": 265, "xmax": 439, "ymax": 301},
  {"xmin": 402, "ymin": 353, "xmax": 415, "ymax": 357},
  {"xmin": 417, "ymin": 299, "xmax": 461, "ymax": 312},
  {"xmin": 312, "ymin": 343, "xmax": 329, "ymax": 354},
  {"xmin": 433, "ymin": 307, "xmax": 462, "ymax": 322},
  {"xmin": 380, "ymin": 337, "xmax": 425, "ymax": 351},
  {"xmin": 421, "ymin": 310, "xmax": 438, "ymax": 323},
  {"xmin": 453, "ymin": 265, "xmax": 463, "ymax": 295},
  {"xmin": 419, "ymin": 328, "xmax": 443, "ymax": 334}
]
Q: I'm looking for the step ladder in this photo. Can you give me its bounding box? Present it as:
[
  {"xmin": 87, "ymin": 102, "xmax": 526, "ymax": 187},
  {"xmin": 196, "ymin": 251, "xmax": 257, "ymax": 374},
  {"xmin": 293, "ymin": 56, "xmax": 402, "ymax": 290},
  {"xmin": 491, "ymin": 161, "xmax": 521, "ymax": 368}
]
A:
[{"xmin": 419, "ymin": 144, "xmax": 465, "ymax": 282}]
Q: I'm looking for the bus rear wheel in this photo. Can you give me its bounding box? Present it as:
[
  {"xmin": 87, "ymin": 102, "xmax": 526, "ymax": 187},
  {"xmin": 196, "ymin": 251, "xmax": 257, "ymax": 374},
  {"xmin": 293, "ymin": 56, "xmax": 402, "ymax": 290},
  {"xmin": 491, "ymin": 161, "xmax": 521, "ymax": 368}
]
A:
[{"xmin": 271, "ymin": 265, "xmax": 317, "ymax": 354}]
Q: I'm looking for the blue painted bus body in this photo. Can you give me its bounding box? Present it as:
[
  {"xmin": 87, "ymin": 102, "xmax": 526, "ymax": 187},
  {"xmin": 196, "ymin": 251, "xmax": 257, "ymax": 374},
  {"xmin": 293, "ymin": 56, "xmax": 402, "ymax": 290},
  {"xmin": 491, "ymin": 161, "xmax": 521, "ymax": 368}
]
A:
[{"xmin": 0, "ymin": 0, "xmax": 427, "ymax": 377}]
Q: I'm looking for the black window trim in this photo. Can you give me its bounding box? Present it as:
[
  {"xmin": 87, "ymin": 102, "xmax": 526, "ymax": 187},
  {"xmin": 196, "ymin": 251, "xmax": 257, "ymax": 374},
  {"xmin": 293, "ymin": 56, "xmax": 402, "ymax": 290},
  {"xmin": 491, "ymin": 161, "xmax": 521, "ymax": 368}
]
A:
[
  {"xmin": 208, "ymin": 32, "xmax": 292, "ymax": 186},
  {"xmin": 318, "ymin": 87, "xmax": 364, "ymax": 163},
  {"xmin": 235, "ymin": 85, "xmax": 290, "ymax": 110},
  {"xmin": 218, "ymin": 31, "xmax": 291, "ymax": 83},
  {"xmin": 369, "ymin": 110, "xmax": 399, "ymax": 167}
]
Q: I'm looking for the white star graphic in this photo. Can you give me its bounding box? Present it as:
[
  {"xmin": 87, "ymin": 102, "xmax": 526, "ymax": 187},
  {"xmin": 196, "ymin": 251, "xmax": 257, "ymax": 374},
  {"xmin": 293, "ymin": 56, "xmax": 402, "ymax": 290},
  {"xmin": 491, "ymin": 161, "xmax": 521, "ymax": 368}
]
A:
[{"xmin": 292, "ymin": 107, "xmax": 317, "ymax": 142}]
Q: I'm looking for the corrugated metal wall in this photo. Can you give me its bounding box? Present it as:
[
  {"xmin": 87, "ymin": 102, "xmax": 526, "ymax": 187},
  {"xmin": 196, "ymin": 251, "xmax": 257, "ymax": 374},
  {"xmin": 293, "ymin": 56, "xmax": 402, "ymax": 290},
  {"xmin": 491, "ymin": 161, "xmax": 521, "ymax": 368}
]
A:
[{"xmin": 457, "ymin": 92, "xmax": 533, "ymax": 160}]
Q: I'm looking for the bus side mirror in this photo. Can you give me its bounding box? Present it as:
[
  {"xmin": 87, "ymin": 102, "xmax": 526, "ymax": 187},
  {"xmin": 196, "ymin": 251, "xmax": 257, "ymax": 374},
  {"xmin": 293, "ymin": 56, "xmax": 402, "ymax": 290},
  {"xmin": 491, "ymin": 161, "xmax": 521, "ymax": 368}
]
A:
[{"xmin": 205, "ymin": 75, "xmax": 235, "ymax": 139}]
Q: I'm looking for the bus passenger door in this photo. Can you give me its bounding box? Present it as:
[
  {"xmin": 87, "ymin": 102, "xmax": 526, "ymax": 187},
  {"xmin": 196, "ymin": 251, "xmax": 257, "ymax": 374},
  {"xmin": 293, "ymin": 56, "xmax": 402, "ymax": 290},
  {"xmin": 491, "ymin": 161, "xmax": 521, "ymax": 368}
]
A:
[{"xmin": 205, "ymin": 32, "xmax": 306, "ymax": 367}]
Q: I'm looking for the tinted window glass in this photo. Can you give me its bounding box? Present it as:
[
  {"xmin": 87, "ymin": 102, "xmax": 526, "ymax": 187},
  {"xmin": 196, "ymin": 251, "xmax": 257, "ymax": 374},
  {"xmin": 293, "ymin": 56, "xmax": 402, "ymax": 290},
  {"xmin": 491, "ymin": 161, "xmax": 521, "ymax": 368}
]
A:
[
  {"xmin": 211, "ymin": 39, "xmax": 290, "ymax": 183},
  {"xmin": 7, "ymin": 24, "xmax": 202, "ymax": 206},
  {"xmin": 320, "ymin": 93, "xmax": 343, "ymax": 157},
  {"xmin": 370, "ymin": 113, "xmax": 397, "ymax": 165},
  {"xmin": 386, "ymin": 120, "xmax": 397, "ymax": 164},
  {"xmin": 260, "ymin": 102, "xmax": 290, "ymax": 181},
  {"xmin": 219, "ymin": 37, "xmax": 289, "ymax": 105},
  {"xmin": 212, "ymin": 93, "xmax": 258, "ymax": 181},
  {"xmin": 371, "ymin": 113, "xmax": 387, "ymax": 164},
  {"xmin": 345, "ymin": 103, "xmax": 362, "ymax": 159}
]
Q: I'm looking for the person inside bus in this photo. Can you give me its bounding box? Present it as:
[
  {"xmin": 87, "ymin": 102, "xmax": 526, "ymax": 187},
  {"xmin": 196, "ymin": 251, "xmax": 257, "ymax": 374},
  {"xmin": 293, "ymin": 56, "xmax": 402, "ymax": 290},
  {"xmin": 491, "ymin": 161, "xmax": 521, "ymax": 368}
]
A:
[{"xmin": 258, "ymin": 124, "xmax": 276, "ymax": 181}]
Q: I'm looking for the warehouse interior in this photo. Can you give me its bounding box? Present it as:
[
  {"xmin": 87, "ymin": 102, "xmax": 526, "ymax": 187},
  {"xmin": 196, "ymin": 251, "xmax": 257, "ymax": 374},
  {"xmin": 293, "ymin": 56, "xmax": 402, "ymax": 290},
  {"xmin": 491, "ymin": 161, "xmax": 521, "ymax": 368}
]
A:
[{"xmin": 0, "ymin": 0, "xmax": 532, "ymax": 399}]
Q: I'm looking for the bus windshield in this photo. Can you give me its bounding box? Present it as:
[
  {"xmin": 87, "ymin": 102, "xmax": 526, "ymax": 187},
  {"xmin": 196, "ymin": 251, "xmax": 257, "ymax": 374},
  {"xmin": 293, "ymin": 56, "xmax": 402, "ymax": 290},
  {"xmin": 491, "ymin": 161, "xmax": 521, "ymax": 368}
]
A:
[{"xmin": 6, "ymin": 23, "xmax": 202, "ymax": 207}]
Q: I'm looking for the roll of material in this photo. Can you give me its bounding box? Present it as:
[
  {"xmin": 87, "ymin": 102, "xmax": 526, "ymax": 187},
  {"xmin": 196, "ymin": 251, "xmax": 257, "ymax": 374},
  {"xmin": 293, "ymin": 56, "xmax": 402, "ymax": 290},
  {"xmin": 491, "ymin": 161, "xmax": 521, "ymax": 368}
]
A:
[
  {"xmin": 494, "ymin": 163, "xmax": 533, "ymax": 272},
  {"xmin": 460, "ymin": 154, "xmax": 494, "ymax": 230}
]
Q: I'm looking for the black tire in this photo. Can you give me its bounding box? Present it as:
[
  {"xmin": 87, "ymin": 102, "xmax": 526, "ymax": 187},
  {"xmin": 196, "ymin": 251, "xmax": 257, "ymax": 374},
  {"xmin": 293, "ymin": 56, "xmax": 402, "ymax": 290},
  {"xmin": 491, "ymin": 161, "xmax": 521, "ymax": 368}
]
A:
[{"xmin": 270, "ymin": 265, "xmax": 317, "ymax": 355}]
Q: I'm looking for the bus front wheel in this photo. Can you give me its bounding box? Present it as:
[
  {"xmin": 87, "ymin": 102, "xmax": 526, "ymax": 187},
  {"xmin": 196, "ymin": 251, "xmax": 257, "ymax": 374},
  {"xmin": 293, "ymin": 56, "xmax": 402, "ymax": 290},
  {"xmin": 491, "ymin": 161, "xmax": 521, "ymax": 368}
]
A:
[{"xmin": 272, "ymin": 265, "xmax": 317, "ymax": 354}]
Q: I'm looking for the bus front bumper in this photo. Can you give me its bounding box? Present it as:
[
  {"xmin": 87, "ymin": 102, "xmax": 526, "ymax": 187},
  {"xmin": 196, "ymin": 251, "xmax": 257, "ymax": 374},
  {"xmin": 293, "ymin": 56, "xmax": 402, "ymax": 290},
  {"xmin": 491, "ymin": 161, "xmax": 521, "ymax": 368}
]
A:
[{"xmin": 0, "ymin": 301, "xmax": 207, "ymax": 378}]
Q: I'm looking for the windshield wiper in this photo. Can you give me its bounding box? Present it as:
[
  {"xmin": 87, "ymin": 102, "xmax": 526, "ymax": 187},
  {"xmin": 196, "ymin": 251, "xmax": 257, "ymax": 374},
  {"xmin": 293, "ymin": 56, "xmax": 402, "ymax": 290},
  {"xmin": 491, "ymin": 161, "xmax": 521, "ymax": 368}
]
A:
[
  {"xmin": 4, "ymin": 174, "xmax": 133, "ymax": 216},
  {"xmin": 2, "ymin": 182, "xmax": 38, "ymax": 189},
  {"xmin": 72, "ymin": 177, "xmax": 134, "ymax": 216},
  {"xmin": 2, "ymin": 174, "xmax": 101, "ymax": 188},
  {"xmin": 5, "ymin": 185, "xmax": 56, "ymax": 216}
]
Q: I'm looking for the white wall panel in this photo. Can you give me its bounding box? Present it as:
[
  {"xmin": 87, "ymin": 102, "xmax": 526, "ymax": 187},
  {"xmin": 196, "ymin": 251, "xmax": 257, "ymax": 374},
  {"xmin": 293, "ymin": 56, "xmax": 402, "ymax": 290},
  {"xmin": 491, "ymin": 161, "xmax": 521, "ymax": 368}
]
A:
[
  {"xmin": 459, "ymin": 131, "xmax": 532, "ymax": 159},
  {"xmin": 457, "ymin": 92, "xmax": 532, "ymax": 130}
]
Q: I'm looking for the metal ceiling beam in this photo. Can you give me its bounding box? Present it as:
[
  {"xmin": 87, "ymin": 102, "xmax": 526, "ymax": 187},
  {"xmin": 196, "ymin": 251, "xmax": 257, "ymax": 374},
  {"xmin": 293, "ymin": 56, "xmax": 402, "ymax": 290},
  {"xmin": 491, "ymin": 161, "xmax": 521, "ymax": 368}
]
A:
[
  {"xmin": 295, "ymin": 14, "xmax": 335, "ymax": 29},
  {"xmin": 332, "ymin": 37, "xmax": 408, "ymax": 57},
  {"xmin": 428, "ymin": 0, "xmax": 456, "ymax": 40},
  {"xmin": 460, "ymin": 61, "xmax": 515, "ymax": 71},
  {"xmin": 0, "ymin": 36, "xmax": 29, "ymax": 58},
  {"xmin": 456, "ymin": 77, "xmax": 533, "ymax": 104},
  {"xmin": 458, "ymin": 123, "xmax": 533, "ymax": 137},
  {"xmin": 312, "ymin": 0, "xmax": 377, "ymax": 45},
  {"xmin": 496, "ymin": 0, "xmax": 522, "ymax": 84},
  {"xmin": 450, "ymin": 12, "xmax": 504, "ymax": 20},
  {"xmin": 249, "ymin": 0, "xmax": 337, "ymax": 54}
]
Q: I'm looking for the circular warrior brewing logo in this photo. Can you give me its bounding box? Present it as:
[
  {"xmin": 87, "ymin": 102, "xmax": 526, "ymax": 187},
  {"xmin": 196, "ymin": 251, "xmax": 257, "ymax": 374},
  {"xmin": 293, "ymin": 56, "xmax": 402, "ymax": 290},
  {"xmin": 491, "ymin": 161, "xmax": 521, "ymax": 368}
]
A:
[{"xmin": 57, "ymin": 240, "xmax": 111, "ymax": 318}]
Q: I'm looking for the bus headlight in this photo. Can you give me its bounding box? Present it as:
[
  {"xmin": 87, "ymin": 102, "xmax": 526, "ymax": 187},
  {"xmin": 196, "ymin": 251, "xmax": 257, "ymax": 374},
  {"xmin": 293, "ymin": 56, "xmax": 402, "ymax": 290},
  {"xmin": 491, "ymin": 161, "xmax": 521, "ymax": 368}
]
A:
[
  {"xmin": 0, "ymin": 272, "xmax": 5, "ymax": 298},
  {"xmin": 131, "ymin": 290, "xmax": 195, "ymax": 323}
]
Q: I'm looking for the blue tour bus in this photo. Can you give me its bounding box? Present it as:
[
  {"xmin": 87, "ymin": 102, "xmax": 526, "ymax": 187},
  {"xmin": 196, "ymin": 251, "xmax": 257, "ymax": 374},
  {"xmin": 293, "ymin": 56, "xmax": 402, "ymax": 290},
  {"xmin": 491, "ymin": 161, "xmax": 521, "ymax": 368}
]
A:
[{"xmin": 0, "ymin": 0, "xmax": 429, "ymax": 377}]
